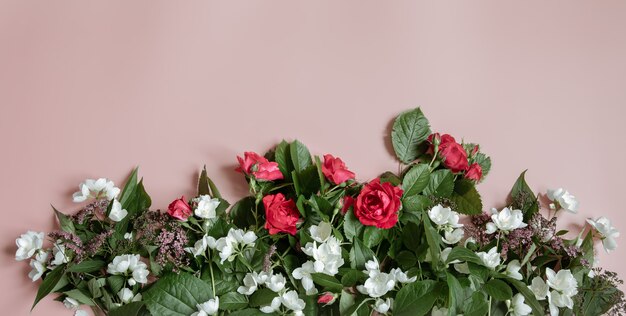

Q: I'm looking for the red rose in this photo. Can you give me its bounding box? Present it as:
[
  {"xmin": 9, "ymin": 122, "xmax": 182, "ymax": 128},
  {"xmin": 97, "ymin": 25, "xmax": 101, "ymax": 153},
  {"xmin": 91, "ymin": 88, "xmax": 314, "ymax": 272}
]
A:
[
  {"xmin": 341, "ymin": 196, "xmax": 355, "ymax": 215},
  {"xmin": 440, "ymin": 141, "xmax": 469, "ymax": 173},
  {"xmin": 354, "ymin": 178, "xmax": 403, "ymax": 229},
  {"xmin": 465, "ymin": 163, "xmax": 483, "ymax": 181},
  {"xmin": 263, "ymin": 193, "xmax": 300, "ymax": 235},
  {"xmin": 167, "ymin": 196, "xmax": 192, "ymax": 221},
  {"xmin": 321, "ymin": 154, "xmax": 356, "ymax": 184},
  {"xmin": 427, "ymin": 133, "xmax": 456, "ymax": 154},
  {"xmin": 236, "ymin": 151, "xmax": 284, "ymax": 181},
  {"xmin": 317, "ymin": 292, "xmax": 337, "ymax": 305}
]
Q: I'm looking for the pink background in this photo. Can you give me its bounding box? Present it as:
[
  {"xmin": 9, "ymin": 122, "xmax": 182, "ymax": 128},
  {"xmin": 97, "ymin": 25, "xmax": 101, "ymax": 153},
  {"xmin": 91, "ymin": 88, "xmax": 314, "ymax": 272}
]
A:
[{"xmin": 1, "ymin": 1, "xmax": 626, "ymax": 315}]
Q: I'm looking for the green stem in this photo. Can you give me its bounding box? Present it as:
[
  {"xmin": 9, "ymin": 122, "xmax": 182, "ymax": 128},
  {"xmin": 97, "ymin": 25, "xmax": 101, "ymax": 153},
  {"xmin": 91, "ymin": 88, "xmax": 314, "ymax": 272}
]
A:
[{"xmin": 208, "ymin": 254, "xmax": 216, "ymax": 297}]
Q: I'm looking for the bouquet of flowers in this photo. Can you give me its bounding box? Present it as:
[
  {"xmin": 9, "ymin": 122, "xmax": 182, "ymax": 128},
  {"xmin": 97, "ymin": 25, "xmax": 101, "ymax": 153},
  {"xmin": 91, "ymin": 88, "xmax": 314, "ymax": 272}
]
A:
[{"xmin": 15, "ymin": 108, "xmax": 624, "ymax": 316}]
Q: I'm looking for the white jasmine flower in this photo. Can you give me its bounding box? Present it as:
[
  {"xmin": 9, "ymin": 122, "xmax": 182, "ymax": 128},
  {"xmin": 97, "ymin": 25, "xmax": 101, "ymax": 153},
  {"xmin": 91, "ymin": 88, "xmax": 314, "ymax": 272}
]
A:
[
  {"xmin": 390, "ymin": 268, "xmax": 417, "ymax": 283},
  {"xmin": 265, "ymin": 273, "xmax": 287, "ymax": 293},
  {"xmin": 192, "ymin": 297, "xmax": 219, "ymax": 316},
  {"xmin": 373, "ymin": 297, "xmax": 393, "ymax": 314},
  {"xmin": 51, "ymin": 242, "xmax": 70, "ymax": 266},
  {"xmin": 309, "ymin": 222, "xmax": 333, "ymax": 243},
  {"xmin": 107, "ymin": 254, "xmax": 149, "ymax": 284},
  {"xmin": 124, "ymin": 232, "xmax": 133, "ymax": 240},
  {"xmin": 432, "ymin": 306, "xmax": 449, "ymax": 316},
  {"xmin": 428, "ymin": 205, "xmax": 454, "ymax": 226},
  {"xmin": 280, "ymin": 290, "xmax": 306, "ymax": 313},
  {"xmin": 260, "ymin": 296, "xmax": 282, "ymax": 313},
  {"xmin": 118, "ymin": 288, "xmax": 135, "ymax": 303},
  {"xmin": 476, "ymin": 247, "xmax": 501, "ymax": 270},
  {"xmin": 237, "ymin": 271, "xmax": 271, "ymax": 295},
  {"xmin": 490, "ymin": 207, "xmax": 527, "ymax": 232},
  {"xmin": 587, "ymin": 217, "xmax": 619, "ymax": 252},
  {"xmin": 505, "ymin": 260, "xmax": 523, "ymax": 280},
  {"xmin": 506, "ymin": 293, "xmax": 532, "ymax": 316},
  {"xmin": 108, "ymin": 199, "xmax": 128, "ymax": 222},
  {"xmin": 529, "ymin": 276, "xmax": 549, "ymax": 300},
  {"xmin": 215, "ymin": 229, "xmax": 256, "ymax": 263},
  {"xmin": 357, "ymin": 262, "xmax": 396, "ymax": 298},
  {"xmin": 485, "ymin": 222, "xmax": 497, "ymax": 234},
  {"xmin": 15, "ymin": 231, "xmax": 44, "ymax": 261},
  {"xmin": 547, "ymin": 188, "xmax": 579, "ymax": 213},
  {"xmin": 63, "ymin": 297, "xmax": 79, "ymax": 309},
  {"xmin": 28, "ymin": 251, "xmax": 48, "ymax": 281},
  {"xmin": 443, "ymin": 228, "xmax": 464, "ymax": 244},
  {"xmin": 72, "ymin": 178, "xmax": 120, "ymax": 202},
  {"xmin": 546, "ymin": 268, "xmax": 578, "ymax": 301},
  {"xmin": 193, "ymin": 195, "xmax": 220, "ymax": 219},
  {"xmin": 185, "ymin": 235, "xmax": 216, "ymax": 257},
  {"xmin": 75, "ymin": 310, "xmax": 88, "ymax": 316},
  {"xmin": 446, "ymin": 211, "xmax": 463, "ymax": 228},
  {"xmin": 439, "ymin": 247, "xmax": 459, "ymax": 264},
  {"xmin": 301, "ymin": 236, "xmax": 344, "ymax": 276},
  {"xmin": 292, "ymin": 261, "xmax": 318, "ymax": 295}
]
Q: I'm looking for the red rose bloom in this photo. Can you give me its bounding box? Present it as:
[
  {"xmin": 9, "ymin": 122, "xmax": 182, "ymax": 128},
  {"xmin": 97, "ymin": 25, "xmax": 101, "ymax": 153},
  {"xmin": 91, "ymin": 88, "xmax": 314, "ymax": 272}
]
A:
[
  {"xmin": 427, "ymin": 133, "xmax": 456, "ymax": 154},
  {"xmin": 167, "ymin": 196, "xmax": 192, "ymax": 221},
  {"xmin": 341, "ymin": 196, "xmax": 355, "ymax": 215},
  {"xmin": 440, "ymin": 141, "xmax": 469, "ymax": 173},
  {"xmin": 354, "ymin": 178, "xmax": 403, "ymax": 229},
  {"xmin": 263, "ymin": 193, "xmax": 299, "ymax": 235},
  {"xmin": 317, "ymin": 292, "xmax": 336, "ymax": 305},
  {"xmin": 236, "ymin": 151, "xmax": 284, "ymax": 181},
  {"xmin": 321, "ymin": 154, "xmax": 356, "ymax": 184},
  {"xmin": 465, "ymin": 163, "xmax": 483, "ymax": 181}
]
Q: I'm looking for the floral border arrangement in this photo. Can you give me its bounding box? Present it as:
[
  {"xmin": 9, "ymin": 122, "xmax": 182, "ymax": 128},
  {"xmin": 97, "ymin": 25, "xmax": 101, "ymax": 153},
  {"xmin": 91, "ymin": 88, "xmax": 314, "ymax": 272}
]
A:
[{"xmin": 15, "ymin": 108, "xmax": 624, "ymax": 316}]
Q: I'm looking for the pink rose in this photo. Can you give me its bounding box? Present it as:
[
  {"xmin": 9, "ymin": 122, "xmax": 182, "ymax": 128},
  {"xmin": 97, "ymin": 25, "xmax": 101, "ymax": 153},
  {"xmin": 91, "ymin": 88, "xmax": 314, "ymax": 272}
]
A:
[
  {"xmin": 321, "ymin": 154, "xmax": 356, "ymax": 184},
  {"xmin": 167, "ymin": 196, "xmax": 192, "ymax": 221},
  {"xmin": 354, "ymin": 178, "xmax": 403, "ymax": 229},
  {"xmin": 263, "ymin": 193, "xmax": 300, "ymax": 235},
  {"xmin": 236, "ymin": 151, "xmax": 283, "ymax": 181},
  {"xmin": 465, "ymin": 163, "xmax": 483, "ymax": 181}
]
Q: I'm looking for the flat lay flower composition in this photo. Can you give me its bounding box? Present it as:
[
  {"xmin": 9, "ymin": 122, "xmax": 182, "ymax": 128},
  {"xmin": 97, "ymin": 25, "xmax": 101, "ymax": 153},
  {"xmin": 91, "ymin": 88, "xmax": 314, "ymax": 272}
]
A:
[{"xmin": 14, "ymin": 108, "xmax": 625, "ymax": 316}]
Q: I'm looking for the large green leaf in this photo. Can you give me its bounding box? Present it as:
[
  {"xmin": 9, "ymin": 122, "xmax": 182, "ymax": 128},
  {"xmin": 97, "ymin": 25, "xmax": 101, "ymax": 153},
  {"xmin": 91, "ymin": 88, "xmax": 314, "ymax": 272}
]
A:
[
  {"xmin": 119, "ymin": 168, "xmax": 139, "ymax": 207},
  {"xmin": 402, "ymin": 164, "xmax": 430, "ymax": 198},
  {"xmin": 424, "ymin": 169, "xmax": 454, "ymax": 197},
  {"xmin": 483, "ymin": 279, "xmax": 512, "ymax": 301},
  {"xmin": 445, "ymin": 247, "xmax": 483, "ymax": 265},
  {"xmin": 143, "ymin": 272, "xmax": 214, "ymax": 316},
  {"xmin": 66, "ymin": 259, "xmax": 106, "ymax": 273},
  {"xmin": 393, "ymin": 280, "xmax": 438, "ymax": 316},
  {"xmin": 198, "ymin": 166, "xmax": 222, "ymax": 199},
  {"xmin": 474, "ymin": 153, "xmax": 492, "ymax": 180},
  {"xmin": 310, "ymin": 273, "xmax": 343, "ymax": 292},
  {"xmin": 423, "ymin": 215, "xmax": 441, "ymax": 267},
  {"xmin": 290, "ymin": 140, "xmax": 312, "ymax": 172},
  {"xmin": 275, "ymin": 140, "xmax": 294, "ymax": 180},
  {"xmin": 391, "ymin": 108, "xmax": 432, "ymax": 164},
  {"xmin": 343, "ymin": 210, "xmax": 363, "ymax": 242},
  {"xmin": 349, "ymin": 238, "xmax": 375, "ymax": 270},
  {"xmin": 229, "ymin": 197, "xmax": 256, "ymax": 229},
  {"xmin": 32, "ymin": 264, "xmax": 66, "ymax": 310},
  {"xmin": 109, "ymin": 302, "xmax": 147, "ymax": 316},
  {"xmin": 463, "ymin": 292, "xmax": 489, "ymax": 316},
  {"xmin": 53, "ymin": 206, "xmax": 75, "ymax": 234},
  {"xmin": 219, "ymin": 292, "xmax": 248, "ymax": 311},
  {"xmin": 363, "ymin": 226, "xmax": 384, "ymax": 248},
  {"xmin": 510, "ymin": 171, "xmax": 539, "ymax": 220},
  {"xmin": 450, "ymin": 179, "xmax": 483, "ymax": 215},
  {"xmin": 447, "ymin": 272, "xmax": 464, "ymax": 315}
]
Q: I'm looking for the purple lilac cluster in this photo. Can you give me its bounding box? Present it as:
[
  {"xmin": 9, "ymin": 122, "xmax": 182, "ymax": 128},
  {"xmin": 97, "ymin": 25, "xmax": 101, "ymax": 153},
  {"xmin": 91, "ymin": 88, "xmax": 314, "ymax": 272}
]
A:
[
  {"xmin": 49, "ymin": 230, "xmax": 84, "ymax": 262},
  {"xmin": 71, "ymin": 199, "xmax": 109, "ymax": 224},
  {"xmin": 84, "ymin": 230, "xmax": 114, "ymax": 256},
  {"xmin": 155, "ymin": 226, "xmax": 189, "ymax": 270}
]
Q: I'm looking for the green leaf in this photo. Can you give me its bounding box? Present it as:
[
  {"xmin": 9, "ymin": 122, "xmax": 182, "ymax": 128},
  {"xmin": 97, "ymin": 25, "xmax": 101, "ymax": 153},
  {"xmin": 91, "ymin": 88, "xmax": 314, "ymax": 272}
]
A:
[
  {"xmin": 423, "ymin": 215, "xmax": 440, "ymax": 267},
  {"xmin": 310, "ymin": 273, "xmax": 343, "ymax": 292},
  {"xmin": 229, "ymin": 197, "xmax": 256, "ymax": 229},
  {"xmin": 66, "ymin": 259, "xmax": 106, "ymax": 273},
  {"xmin": 143, "ymin": 272, "xmax": 214, "ymax": 316},
  {"xmin": 445, "ymin": 247, "xmax": 483, "ymax": 265},
  {"xmin": 275, "ymin": 140, "xmax": 293, "ymax": 180},
  {"xmin": 119, "ymin": 167, "xmax": 139, "ymax": 207},
  {"xmin": 446, "ymin": 272, "xmax": 464, "ymax": 315},
  {"xmin": 341, "ymin": 270, "xmax": 364, "ymax": 287},
  {"xmin": 402, "ymin": 164, "xmax": 430, "ymax": 197},
  {"xmin": 391, "ymin": 108, "xmax": 432, "ymax": 164},
  {"xmin": 290, "ymin": 140, "xmax": 312, "ymax": 172},
  {"xmin": 219, "ymin": 292, "xmax": 248, "ymax": 310},
  {"xmin": 107, "ymin": 275, "xmax": 126, "ymax": 294},
  {"xmin": 362, "ymin": 226, "xmax": 384, "ymax": 248},
  {"xmin": 32, "ymin": 264, "xmax": 66, "ymax": 310},
  {"xmin": 109, "ymin": 302, "xmax": 146, "ymax": 316},
  {"xmin": 450, "ymin": 179, "xmax": 483, "ymax": 215},
  {"xmin": 483, "ymin": 279, "xmax": 513, "ymax": 301},
  {"xmin": 343, "ymin": 210, "xmax": 363, "ymax": 242},
  {"xmin": 295, "ymin": 164, "xmax": 321, "ymax": 197},
  {"xmin": 402, "ymin": 221, "xmax": 422, "ymax": 253},
  {"xmin": 424, "ymin": 169, "xmax": 454, "ymax": 197},
  {"xmin": 379, "ymin": 171, "xmax": 402, "ymax": 186},
  {"xmin": 396, "ymin": 251, "xmax": 418, "ymax": 270},
  {"xmin": 510, "ymin": 171, "xmax": 539, "ymax": 220},
  {"xmin": 64, "ymin": 289, "xmax": 94, "ymax": 305},
  {"xmin": 349, "ymin": 238, "xmax": 375, "ymax": 270},
  {"xmin": 402, "ymin": 195, "xmax": 432, "ymax": 213},
  {"xmin": 228, "ymin": 309, "xmax": 269, "ymax": 316},
  {"xmin": 463, "ymin": 292, "xmax": 489, "ymax": 316},
  {"xmin": 393, "ymin": 280, "xmax": 438, "ymax": 316},
  {"xmin": 249, "ymin": 288, "xmax": 278, "ymax": 307},
  {"xmin": 198, "ymin": 166, "xmax": 212, "ymax": 196},
  {"xmin": 508, "ymin": 279, "xmax": 545, "ymax": 316},
  {"xmin": 53, "ymin": 206, "xmax": 75, "ymax": 234}
]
